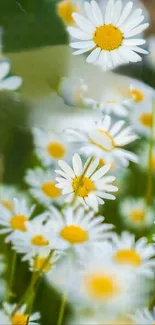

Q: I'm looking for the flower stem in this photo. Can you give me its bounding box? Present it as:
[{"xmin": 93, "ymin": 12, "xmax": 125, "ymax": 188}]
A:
[
  {"xmin": 71, "ymin": 156, "xmax": 94, "ymax": 206},
  {"xmin": 145, "ymin": 100, "xmax": 155, "ymax": 206},
  {"xmin": 57, "ymin": 290, "xmax": 68, "ymax": 325},
  {"xmin": 12, "ymin": 250, "xmax": 54, "ymax": 316},
  {"xmin": 7, "ymin": 252, "xmax": 17, "ymax": 301}
]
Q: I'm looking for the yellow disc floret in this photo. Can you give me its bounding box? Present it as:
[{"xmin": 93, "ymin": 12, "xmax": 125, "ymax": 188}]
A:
[
  {"xmin": 31, "ymin": 234, "xmax": 49, "ymax": 246},
  {"xmin": 60, "ymin": 225, "xmax": 88, "ymax": 244},
  {"xmin": 10, "ymin": 215, "xmax": 28, "ymax": 232},
  {"xmin": 47, "ymin": 142, "xmax": 66, "ymax": 159},
  {"xmin": 93, "ymin": 25, "xmax": 123, "ymax": 51},
  {"xmin": 57, "ymin": 0, "xmax": 80, "ymax": 25},
  {"xmin": 72, "ymin": 176, "xmax": 95, "ymax": 197},
  {"xmin": 85, "ymin": 273, "xmax": 119, "ymax": 300},
  {"xmin": 11, "ymin": 313, "xmax": 28, "ymax": 325},
  {"xmin": 139, "ymin": 113, "xmax": 152, "ymax": 128},
  {"xmin": 114, "ymin": 249, "xmax": 141, "ymax": 267},
  {"xmin": 42, "ymin": 182, "xmax": 61, "ymax": 198}
]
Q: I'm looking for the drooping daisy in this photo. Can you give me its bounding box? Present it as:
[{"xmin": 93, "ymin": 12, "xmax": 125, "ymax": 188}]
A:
[
  {"xmin": 138, "ymin": 142, "xmax": 155, "ymax": 174},
  {"xmin": 68, "ymin": 0, "xmax": 149, "ymax": 70},
  {"xmin": 0, "ymin": 198, "xmax": 35, "ymax": 243},
  {"xmin": 57, "ymin": 0, "xmax": 82, "ymax": 26},
  {"xmin": 33, "ymin": 128, "xmax": 72, "ymax": 167},
  {"xmin": 119, "ymin": 197, "xmax": 154, "ymax": 231},
  {"xmin": 47, "ymin": 206, "xmax": 114, "ymax": 254},
  {"xmin": 25, "ymin": 168, "xmax": 62, "ymax": 206},
  {"xmin": 0, "ymin": 184, "xmax": 28, "ymax": 212},
  {"xmin": 0, "ymin": 303, "xmax": 40, "ymax": 325},
  {"xmin": 12, "ymin": 215, "xmax": 54, "ymax": 260},
  {"xmin": 130, "ymin": 307, "xmax": 155, "ymax": 325},
  {"xmin": 0, "ymin": 60, "xmax": 22, "ymax": 91},
  {"xmin": 66, "ymin": 116, "xmax": 138, "ymax": 167},
  {"xmin": 56, "ymin": 153, "xmax": 118, "ymax": 211},
  {"xmin": 111, "ymin": 232, "xmax": 155, "ymax": 278}
]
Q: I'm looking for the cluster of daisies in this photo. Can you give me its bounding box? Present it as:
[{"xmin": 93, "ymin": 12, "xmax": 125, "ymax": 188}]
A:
[{"xmin": 0, "ymin": 0, "xmax": 155, "ymax": 324}]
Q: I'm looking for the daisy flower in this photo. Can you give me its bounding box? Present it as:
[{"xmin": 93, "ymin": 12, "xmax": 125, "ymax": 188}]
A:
[
  {"xmin": 68, "ymin": 0, "xmax": 149, "ymax": 70},
  {"xmin": 55, "ymin": 153, "xmax": 118, "ymax": 211},
  {"xmin": 12, "ymin": 215, "xmax": 54, "ymax": 260},
  {"xmin": 57, "ymin": 0, "xmax": 83, "ymax": 26},
  {"xmin": 119, "ymin": 197, "xmax": 154, "ymax": 231},
  {"xmin": 146, "ymin": 36, "xmax": 155, "ymax": 69},
  {"xmin": 0, "ymin": 198, "xmax": 35, "ymax": 243},
  {"xmin": 0, "ymin": 60, "xmax": 22, "ymax": 91},
  {"xmin": 29, "ymin": 248, "xmax": 62, "ymax": 273},
  {"xmin": 25, "ymin": 168, "xmax": 62, "ymax": 206},
  {"xmin": 0, "ymin": 184, "xmax": 28, "ymax": 212},
  {"xmin": 111, "ymin": 232, "xmax": 155, "ymax": 278},
  {"xmin": 0, "ymin": 303, "xmax": 40, "ymax": 325},
  {"xmin": 130, "ymin": 307, "xmax": 155, "ymax": 325},
  {"xmin": 33, "ymin": 128, "xmax": 72, "ymax": 167},
  {"xmin": 47, "ymin": 206, "xmax": 114, "ymax": 254},
  {"xmin": 66, "ymin": 116, "xmax": 138, "ymax": 167},
  {"xmin": 138, "ymin": 142, "xmax": 155, "ymax": 174}
]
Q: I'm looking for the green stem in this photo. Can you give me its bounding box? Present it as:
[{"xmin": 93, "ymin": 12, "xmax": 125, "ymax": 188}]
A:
[
  {"xmin": 145, "ymin": 100, "xmax": 155, "ymax": 206},
  {"xmin": 12, "ymin": 250, "xmax": 54, "ymax": 316},
  {"xmin": 57, "ymin": 291, "xmax": 68, "ymax": 325},
  {"xmin": 7, "ymin": 252, "xmax": 17, "ymax": 301},
  {"xmin": 71, "ymin": 156, "xmax": 94, "ymax": 206}
]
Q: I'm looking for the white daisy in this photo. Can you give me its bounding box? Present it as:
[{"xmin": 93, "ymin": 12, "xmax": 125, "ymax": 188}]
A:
[
  {"xmin": 11, "ymin": 215, "xmax": 54, "ymax": 260},
  {"xmin": 29, "ymin": 248, "xmax": 62, "ymax": 273},
  {"xmin": 119, "ymin": 197, "xmax": 154, "ymax": 231},
  {"xmin": 111, "ymin": 231, "xmax": 155, "ymax": 278},
  {"xmin": 0, "ymin": 60, "xmax": 22, "ymax": 91},
  {"xmin": 68, "ymin": 0, "xmax": 149, "ymax": 70},
  {"xmin": 47, "ymin": 206, "xmax": 114, "ymax": 254},
  {"xmin": 66, "ymin": 116, "xmax": 138, "ymax": 167},
  {"xmin": 55, "ymin": 153, "xmax": 118, "ymax": 211},
  {"xmin": 25, "ymin": 167, "xmax": 62, "ymax": 206},
  {"xmin": 130, "ymin": 307, "xmax": 155, "ymax": 325},
  {"xmin": 0, "ymin": 198, "xmax": 35, "ymax": 243},
  {"xmin": 0, "ymin": 184, "xmax": 28, "ymax": 212},
  {"xmin": 147, "ymin": 36, "xmax": 155, "ymax": 69},
  {"xmin": 138, "ymin": 142, "xmax": 155, "ymax": 174},
  {"xmin": 0, "ymin": 303, "xmax": 40, "ymax": 325},
  {"xmin": 57, "ymin": 0, "xmax": 83, "ymax": 26},
  {"xmin": 33, "ymin": 128, "xmax": 72, "ymax": 167}
]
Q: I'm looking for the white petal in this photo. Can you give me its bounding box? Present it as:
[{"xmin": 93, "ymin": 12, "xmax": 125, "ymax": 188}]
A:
[
  {"xmin": 110, "ymin": 120, "xmax": 125, "ymax": 136},
  {"xmin": 72, "ymin": 13, "xmax": 95, "ymax": 33},
  {"xmin": 91, "ymin": 163, "xmax": 111, "ymax": 181},
  {"xmin": 72, "ymin": 154, "xmax": 83, "ymax": 176},
  {"xmin": 0, "ymin": 76, "xmax": 22, "ymax": 90},
  {"xmin": 105, "ymin": 0, "xmax": 115, "ymax": 24},
  {"xmin": 73, "ymin": 46, "xmax": 95, "ymax": 55},
  {"xmin": 58, "ymin": 161, "xmax": 75, "ymax": 178},
  {"xmin": 86, "ymin": 47, "xmax": 101, "ymax": 63},
  {"xmin": 86, "ymin": 158, "xmax": 99, "ymax": 177},
  {"xmin": 124, "ymin": 23, "xmax": 149, "ymax": 38},
  {"xmin": 113, "ymin": 0, "xmax": 122, "ymax": 25},
  {"xmin": 84, "ymin": 2, "xmax": 98, "ymax": 26},
  {"xmin": 131, "ymin": 46, "xmax": 148, "ymax": 55},
  {"xmin": 117, "ymin": 2, "xmax": 133, "ymax": 26},
  {"xmin": 67, "ymin": 27, "xmax": 92, "ymax": 40},
  {"xmin": 70, "ymin": 40, "xmax": 95, "ymax": 49},
  {"xmin": 123, "ymin": 39, "xmax": 146, "ymax": 46},
  {"xmin": 0, "ymin": 61, "xmax": 10, "ymax": 80},
  {"xmin": 91, "ymin": 0, "xmax": 104, "ymax": 26}
]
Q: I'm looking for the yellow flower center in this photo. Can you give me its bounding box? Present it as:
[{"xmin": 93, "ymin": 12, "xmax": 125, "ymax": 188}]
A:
[
  {"xmin": 99, "ymin": 158, "xmax": 106, "ymax": 167},
  {"xmin": 1, "ymin": 199, "xmax": 13, "ymax": 211},
  {"xmin": 114, "ymin": 249, "xmax": 141, "ymax": 267},
  {"xmin": 11, "ymin": 313, "xmax": 28, "ymax": 325},
  {"xmin": 93, "ymin": 24, "xmax": 123, "ymax": 51},
  {"xmin": 89, "ymin": 129, "xmax": 115, "ymax": 152},
  {"xmin": 139, "ymin": 113, "xmax": 152, "ymax": 128},
  {"xmin": 42, "ymin": 182, "xmax": 61, "ymax": 198},
  {"xmin": 72, "ymin": 176, "xmax": 95, "ymax": 197},
  {"xmin": 130, "ymin": 89, "xmax": 144, "ymax": 103},
  {"xmin": 31, "ymin": 234, "xmax": 49, "ymax": 246},
  {"xmin": 85, "ymin": 273, "xmax": 119, "ymax": 300},
  {"xmin": 57, "ymin": 0, "xmax": 80, "ymax": 25},
  {"xmin": 129, "ymin": 209, "xmax": 144, "ymax": 223},
  {"xmin": 10, "ymin": 215, "xmax": 28, "ymax": 232},
  {"xmin": 47, "ymin": 142, "xmax": 66, "ymax": 159},
  {"xmin": 34, "ymin": 256, "xmax": 51, "ymax": 272},
  {"xmin": 60, "ymin": 225, "xmax": 88, "ymax": 244}
]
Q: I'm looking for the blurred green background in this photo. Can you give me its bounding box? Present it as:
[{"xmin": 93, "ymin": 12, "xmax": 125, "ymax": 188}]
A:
[{"xmin": 0, "ymin": 0, "xmax": 155, "ymax": 324}]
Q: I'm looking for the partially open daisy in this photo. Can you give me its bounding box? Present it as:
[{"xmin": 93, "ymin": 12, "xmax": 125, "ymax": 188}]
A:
[
  {"xmin": 56, "ymin": 153, "xmax": 118, "ymax": 211},
  {"xmin": 57, "ymin": 0, "xmax": 82, "ymax": 26},
  {"xmin": 0, "ymin": 303, "xmax": 40, "ymax": 325},
  {"xmin": 68, "ymin": 0, "xmax": 149, "ymax": 70},
  {"xmin": 111, "ymin": 232, "xmax": 155, "ymax": 278},
  {"xmin": 0, "ymin": 60, "xmax": 22, "ymax": 91},
  {"xmin": 0, "ymin": 198, "xmax": 35, "ymax": 243},
  {"xmin": 66, "ymin": 116, "xmax": 138, "ymax": 167},
  {"xmin": 25, "ymin": 168, "xmax": 62, "ymax": 206},
  {"xmin": 48, "ymin": 206, "xmax": 114, "ymax": 254},
  {"xmin": 120, "ymin": 197, "xmax": 154, "ymax": 231},
  {"xmin": 33, "ymin": 128, "xmax": 72, "ymax": 167},
  {"xmin": 130, "ymin": 307, "xmax": 155, "ymax": 325},
  {"xmin": 12, "ymin": 214, "xmax": 53, "ymax": 260}
]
